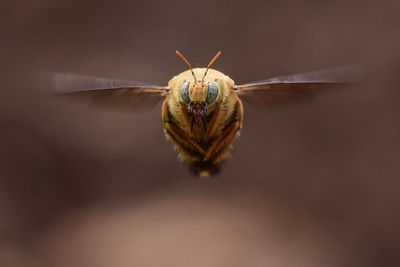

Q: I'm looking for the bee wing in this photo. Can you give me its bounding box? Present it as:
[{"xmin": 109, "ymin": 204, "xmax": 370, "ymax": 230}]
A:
[
  {"xmin": 38, "ymin": 71, "xmax": 168, "ymax": 111},
  {"xmin": 234, "ymin": 65, "xmax": 361, "ymax": 108}
]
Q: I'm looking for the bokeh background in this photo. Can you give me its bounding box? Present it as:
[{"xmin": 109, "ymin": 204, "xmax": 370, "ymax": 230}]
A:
[{"xmin": 1, "ymin": 0, "xmax": 399, "ymax": 266}]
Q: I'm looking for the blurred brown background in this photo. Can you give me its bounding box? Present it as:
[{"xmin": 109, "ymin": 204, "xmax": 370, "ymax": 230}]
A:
[{"xmin": 1, "ymin": 0, "xmax": 399, "ymax": 266}]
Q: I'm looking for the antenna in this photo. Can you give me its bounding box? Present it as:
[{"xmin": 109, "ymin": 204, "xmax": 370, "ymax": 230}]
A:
[
  {"xmin": 175, "ymin": 50, "xmax": 197, "ymax": 83},
  {"xmin": 201, "ymin": 51, "xmax": 222, "ymax": 85}
]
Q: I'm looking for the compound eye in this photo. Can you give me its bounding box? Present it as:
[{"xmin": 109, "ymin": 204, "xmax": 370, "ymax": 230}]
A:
[
  {"xmin": 180, "ymin": 81, "xmax": 190, "ymax": 103},
  {"xmin": 206, "ymin": 82, "xmax": 219, "ymax": 104}
]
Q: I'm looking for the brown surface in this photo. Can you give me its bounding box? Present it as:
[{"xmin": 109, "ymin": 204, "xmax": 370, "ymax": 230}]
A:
[{"xmin": 1, "ymin": 0, "xmax": 399, "ymax": 266}]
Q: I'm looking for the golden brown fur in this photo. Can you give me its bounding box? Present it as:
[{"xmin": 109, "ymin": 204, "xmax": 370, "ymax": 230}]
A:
[{"xmin": 162, "ymin": 68, "xmax": 243, "ymax": 176}]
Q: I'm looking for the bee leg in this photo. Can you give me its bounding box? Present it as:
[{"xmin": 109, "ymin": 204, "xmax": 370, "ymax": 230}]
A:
[
  {"xmin": 203, "ymin": 120, "xmax": 240, "ymax": 162},
  {"xmin": 162, "ymin": 100, "xmax": 206, "ymax": 160},
  {"xmin": 164, "ymin": 122, "xmax": 206, "ymax": 157},
  {"xmin": 205, "ymin": 105, "xmax": 221, "ymax": 138},
  {"xmin": 203, "ymin": 100, "xmax": 243, "ymax": 162}
]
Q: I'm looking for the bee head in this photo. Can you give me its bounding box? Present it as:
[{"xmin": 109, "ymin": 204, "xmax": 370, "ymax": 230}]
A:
[{"xmin": 175, "ymin": 51, "xmax": 222, "ymax": 132}]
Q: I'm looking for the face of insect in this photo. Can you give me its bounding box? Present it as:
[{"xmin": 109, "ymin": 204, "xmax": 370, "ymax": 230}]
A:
[{"xmin": 167, "ymin": 68, "xmax": 234, "ymax": 132}]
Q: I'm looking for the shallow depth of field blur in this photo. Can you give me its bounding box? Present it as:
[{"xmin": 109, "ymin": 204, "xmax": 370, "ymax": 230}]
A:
[{"xmin": 1, "ymin": 0, "xmax": 399, "ymax": 266}]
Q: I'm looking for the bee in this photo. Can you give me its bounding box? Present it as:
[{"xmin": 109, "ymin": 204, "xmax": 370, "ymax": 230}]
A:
[{"xmin": 41, "ymin": 51, "xmax": 359, "ymax": 176}]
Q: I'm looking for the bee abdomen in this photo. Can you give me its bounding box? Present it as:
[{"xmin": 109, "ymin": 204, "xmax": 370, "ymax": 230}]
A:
[{"xmin": 189, "ymin": 160, "xmax": 221, "ymax": 177}]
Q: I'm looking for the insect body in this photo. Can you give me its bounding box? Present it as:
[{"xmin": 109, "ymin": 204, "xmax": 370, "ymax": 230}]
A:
[
  {"xmin": 163, "ymin": 72, "xmax": 242, "ymax": 175},
  {"xmin": 161, "ymin": 51, "xmax": 243, "ymax": 175},
  {"xmin": 41, "ymin": 52, "xmax": 360, "ymax": 176}
]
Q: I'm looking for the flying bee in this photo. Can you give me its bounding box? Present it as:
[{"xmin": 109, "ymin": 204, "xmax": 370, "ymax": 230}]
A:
[
  {"xmin": 162, "ymin": 51, "xmax": 242, "ymax": 175},
  {"xmin": 40, "ymin": 51, "xmax": 360, "ymax": 176}
]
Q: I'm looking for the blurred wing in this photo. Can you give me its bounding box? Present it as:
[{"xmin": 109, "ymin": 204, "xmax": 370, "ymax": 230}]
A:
[
  {"xmin": 38, "ymin": 71, "xmax": 168, "ymax": 110},
  {"xmin": 235, "ymin": 65, "xmax": 361, "ymax": 108}
]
